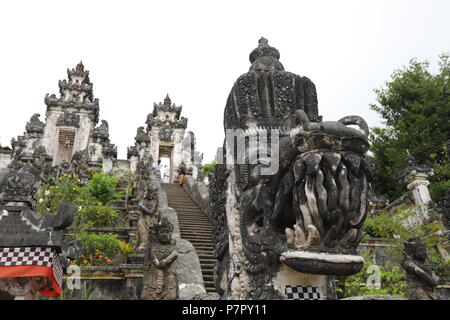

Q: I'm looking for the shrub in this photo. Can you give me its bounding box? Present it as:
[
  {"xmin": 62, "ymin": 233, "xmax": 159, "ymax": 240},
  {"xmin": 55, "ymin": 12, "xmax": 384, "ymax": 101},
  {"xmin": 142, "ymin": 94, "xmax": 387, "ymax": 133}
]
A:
[
  {"xmin": 35, "ymin": 174, "xmax": 83, "ymax": 214},
  {"xmin": 336, "ymin": 252, "xmax": 408, "ymax": 298},
  {"xmin": 362, "ymin": 208, "xmax": 411, "ymax": 239},
  {"xmin": 84, "ymin": 172, "xmax": 120, "ymax": 205},
  {"xmin": 74, "ymin": 232, "xmax": 124, "ymax": 266},
  {"xmin": 77, "ymin": 205, "xmax": 119, "ymax": 229},
  {"xmin": 202, "ymin": 161, "xmax": 217, "ymax": 177}
]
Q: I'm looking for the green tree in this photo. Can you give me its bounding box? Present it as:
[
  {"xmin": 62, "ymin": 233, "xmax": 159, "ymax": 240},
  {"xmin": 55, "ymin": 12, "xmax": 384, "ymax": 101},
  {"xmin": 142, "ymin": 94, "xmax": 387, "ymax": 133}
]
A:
[{"xmin": 369, "ymin": 54, "xmax": 450, "ymax": 201}]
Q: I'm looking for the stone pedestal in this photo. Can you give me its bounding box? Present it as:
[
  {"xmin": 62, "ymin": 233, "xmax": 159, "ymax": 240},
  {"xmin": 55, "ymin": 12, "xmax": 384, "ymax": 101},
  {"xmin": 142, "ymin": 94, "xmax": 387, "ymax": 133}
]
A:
[
  {"xmin": 129, "ymin": 156, "xmax": 138, "ymax": 173},
  {"xmin": 102, "ymin": 157, "xmax": 113, "ymax": 173},
  {"xmin": 405, "ymin": 171, "xmax": 434, "ymax": 222}
]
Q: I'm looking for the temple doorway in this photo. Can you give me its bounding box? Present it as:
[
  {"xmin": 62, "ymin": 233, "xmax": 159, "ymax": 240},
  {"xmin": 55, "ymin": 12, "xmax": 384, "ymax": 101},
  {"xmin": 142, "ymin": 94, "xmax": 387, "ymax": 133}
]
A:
[
  {"xmin": 158, "ymin": 145, "xmax": 173, "ymax": 183},
  {"xmin": 160, "ymin": 157, "xmax": 171, "ymax": 183},
  {"xmin": 53, "ymin": 128, "xmax": 76, "ymax": 166}
]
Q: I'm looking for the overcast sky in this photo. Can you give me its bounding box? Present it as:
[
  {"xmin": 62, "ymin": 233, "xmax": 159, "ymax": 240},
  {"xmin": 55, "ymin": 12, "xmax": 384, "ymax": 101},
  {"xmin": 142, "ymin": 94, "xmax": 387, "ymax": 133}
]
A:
[{"xmin": 0, "ymin": 0, "xmax": 449, "ymax": 163}]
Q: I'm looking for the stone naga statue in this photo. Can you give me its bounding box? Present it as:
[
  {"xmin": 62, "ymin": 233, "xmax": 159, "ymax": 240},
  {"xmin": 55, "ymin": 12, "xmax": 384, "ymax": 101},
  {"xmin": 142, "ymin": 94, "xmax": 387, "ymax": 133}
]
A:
[
  {"xmin": 142, "ymin": 217, "xmax": 178, "ymax": 300},
  {"xmin": 209, "ymin": 38, "xmax": 372, "ymax": 299},
  {"xmin": 402, "ymin": 237, "xmax": 439, "ymax": 300}
]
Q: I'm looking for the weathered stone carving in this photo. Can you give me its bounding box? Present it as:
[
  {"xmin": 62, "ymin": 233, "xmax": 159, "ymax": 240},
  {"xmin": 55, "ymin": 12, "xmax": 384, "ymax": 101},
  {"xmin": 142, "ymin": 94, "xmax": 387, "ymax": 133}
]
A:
[
  {"xmin": 402, "ymin": 237, "xmax": 439, "ymax": 300},
  {"xmin": 56, "ymin": 111, "xmax": 81, "ymax": 128},
  {"xmin": 45, "ymin": 62, "xmax": 99, "ymax": 123},
  {"xmin": 25, "ymin": 114, "xmax": 45, "ymax": 136},
  {"xmin": 210, "ymin": 38, "xmax": 372, "ymax": 299},
  {"xmin": 127, "ymin": 146, "xmax": 139, "ymax": 159},
  {"xmin": 136, "ymin": 180, "xmax": 160, "ymax": 253},
  {"xmin": 208, "ymin": 163, "xmax": 229, "ymax": 296},
  {"xmin": 0, "ymin": 168, "xmax": 37, "ymax": 205},
  {"xmin": 142, "ymin": 217, "xmax": 178, "ymax": 300},
  {"xmin": 102, "ymin": 142, "xmax": 117, "ymax": 159},
  {"xmin": 92, "ymin": 120, "xmax": 110, "ymax": 143},
  {"xmin": 135, "ymin": 126, "xmax": 150, "ymax": 145},
  {"xmin": 159, "ymin": 128, "xmax": 173, "ymax": 142},
  {"xmin": 398, "ymin": 152, "xmax": 434, "ymax": 181},
  {"xmin": 71, "ymin": 149, "xmax": 91, "ymax": 180},
  {"xmin": 145, "ymin": 94, "xmax": 187, "ymax": 130}
]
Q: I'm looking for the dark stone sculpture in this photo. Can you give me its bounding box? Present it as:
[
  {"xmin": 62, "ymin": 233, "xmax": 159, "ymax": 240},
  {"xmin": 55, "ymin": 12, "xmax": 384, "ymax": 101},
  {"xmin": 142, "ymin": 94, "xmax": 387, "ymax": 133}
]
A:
[
  {"xmin": 56, "ymin": 111, "xmax": 81, "ymax": 128},
  {"xmin": 127, "ymin": 146, "xmax": 139, "ymax": 159},
  {"xmin": 398, "ymin": 151, "xmax": 434, "ymax": 181},
  {"xmin": 25, "ymin": 114, "xmax": 45, "ymax": 136},
  {"xmin": 136, "ymin": 180, "xmax": 160, "ymax": 253},
  {"xmin": 71, "ymin": 149, "xmax": 91, "ymax": 181},
  {"xmin": 135, "ymin": 126, "xmax": 150, "ymax": 145},
  {"xmin": 209, "ymin": 38, "xmax": 372, "ymax": 299},
  {"xmin": 102, "ymin": 142, "xmax": 118, "ymax": 159},
  {"xmin": 92, "ymin": 120, "xmax": 109, "ymax": 142},
  {"xmin": 159, "ymin": 128, "xmax": 173, "ymax": 142},
  {"xmin": 142, "ymin": 217, "xmax": 178, "ymax": 300},
  {"xmin": 402, "ymin": 237, "xmax": 439, "ymax": 300}
]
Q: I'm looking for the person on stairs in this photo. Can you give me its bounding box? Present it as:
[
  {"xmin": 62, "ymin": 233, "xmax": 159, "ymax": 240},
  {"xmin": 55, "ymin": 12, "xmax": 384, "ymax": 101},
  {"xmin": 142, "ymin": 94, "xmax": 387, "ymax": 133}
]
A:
[
  {"xmin": 153, "ymin": 159, "xmax": 162, "ymax": 181},
  {"xmin": 163, "ymin": 165, "xmax": 170, "ymax": 183},
  {"xmin": 178, "ymin": 163, "xmax": 186, "ymax": 186}
]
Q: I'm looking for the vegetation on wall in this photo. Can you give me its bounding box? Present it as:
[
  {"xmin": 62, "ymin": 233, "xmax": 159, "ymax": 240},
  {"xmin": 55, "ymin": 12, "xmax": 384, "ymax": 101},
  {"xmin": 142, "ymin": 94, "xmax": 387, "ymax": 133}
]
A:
[
  {"xmin": 202, "ymin": 161, "xmax": 217, "ymax": 178},
  {"xmin": 337, "ymin": 204, "xmax": 449, "ymax": 298},
  {"xmin": 34, "ymin": 172, "xmax": 133, "ymax": 266},
  {"xmin": 337, "ymin": 253, "xmax": 408, "ymax": 298}
]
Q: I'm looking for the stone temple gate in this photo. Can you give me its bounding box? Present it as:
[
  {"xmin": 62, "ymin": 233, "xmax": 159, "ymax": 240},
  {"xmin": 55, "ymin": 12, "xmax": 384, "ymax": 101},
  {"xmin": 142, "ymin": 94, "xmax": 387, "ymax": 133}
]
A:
[
  {"xmin": 146, "ymin": 95, "xmax": 188, "ymax": 182},
  {"xmin": 0, "ymin": 63, "xmax": 201, "ymax": 179}
]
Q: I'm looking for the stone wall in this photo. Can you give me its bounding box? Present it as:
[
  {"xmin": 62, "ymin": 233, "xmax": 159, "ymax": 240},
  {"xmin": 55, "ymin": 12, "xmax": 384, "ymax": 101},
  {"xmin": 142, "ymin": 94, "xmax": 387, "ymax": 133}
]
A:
[
  {"xmin": 159, "ymin": 188, "xmax": 207, "ymax": 299},
  {"xmin": 182, "ymin": 176, "xmax": 210, "ymax": 218}
]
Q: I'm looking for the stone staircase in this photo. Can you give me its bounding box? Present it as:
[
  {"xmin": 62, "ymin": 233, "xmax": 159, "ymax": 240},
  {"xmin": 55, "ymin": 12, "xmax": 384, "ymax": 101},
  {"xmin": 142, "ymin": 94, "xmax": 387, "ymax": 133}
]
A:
[{"xmin": 161, "ymin": 183, "xmax": 216, "ymax": 293}]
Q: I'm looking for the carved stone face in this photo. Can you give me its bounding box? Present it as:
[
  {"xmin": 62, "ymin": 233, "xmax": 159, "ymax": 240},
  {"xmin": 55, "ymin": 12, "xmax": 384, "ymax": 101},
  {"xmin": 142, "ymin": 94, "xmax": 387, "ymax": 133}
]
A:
[
  {"xmin": 235, "ymin": 112, "xmax": 371, "ymax": 276},
  {"xmin": 405, "ymin": 237, "xmax": 428, "ymax": 261},
  {"xmin": 158, "ymin": 218, "xmax": 173, "ymax": 244}
]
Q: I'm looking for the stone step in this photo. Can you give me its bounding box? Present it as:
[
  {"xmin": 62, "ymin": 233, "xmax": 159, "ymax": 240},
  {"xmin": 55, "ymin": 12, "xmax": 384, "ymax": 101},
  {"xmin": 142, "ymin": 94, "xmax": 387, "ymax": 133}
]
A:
[
  {"xmin": 162, "ymin": 183, "xmax": 216, "ymax": 294},
  {"xmin": 198, "ymin": 259, "xmax": 217, "ymax": 265},
  {"xmin": 187, "ymin": 241, "xmax": 214, "ymax": 247},
  {"xmin": 181, "ymin": 232, "xmax": 213, "ymax": 237},
  {"xmin": 178, "ymin": 221, "xmax": 211, "ymax": 225},
  {"xmin": 182, "ymin": 235, "xmax": 212, "ymax": 240},
  {"xmin": 177, "ymin": 218, "xmax": 211, "ymax": 222}
]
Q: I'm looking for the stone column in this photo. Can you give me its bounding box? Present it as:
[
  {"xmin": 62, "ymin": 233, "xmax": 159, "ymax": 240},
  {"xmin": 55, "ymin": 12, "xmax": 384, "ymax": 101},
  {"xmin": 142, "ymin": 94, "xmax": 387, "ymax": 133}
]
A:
[
  {"xmin": 102, "ymin": 157, "xmax": 113, "ymax": 173},
  {"xmin": 129, "ymin": 156, "xmax": 139, "ymax": 173},
  {"xmin": 404, "ymin": 170, "xmax": 434, "ymax": 221}
]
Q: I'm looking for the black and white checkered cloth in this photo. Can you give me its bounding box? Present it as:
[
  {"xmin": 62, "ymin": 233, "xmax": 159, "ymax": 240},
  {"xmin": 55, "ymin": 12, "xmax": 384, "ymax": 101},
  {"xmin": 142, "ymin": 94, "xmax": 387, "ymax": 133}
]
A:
[
  {"xmin": 285, "ymin": 285, "xmax": 321, "ymax": 300},
  {"xmin": 0, "ymin": 247, "xmax": 63, "ymax": 287}
]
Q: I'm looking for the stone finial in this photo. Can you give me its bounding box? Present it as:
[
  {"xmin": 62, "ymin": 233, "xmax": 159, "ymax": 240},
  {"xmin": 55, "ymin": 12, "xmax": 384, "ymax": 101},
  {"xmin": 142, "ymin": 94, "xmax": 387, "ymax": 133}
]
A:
[
  {"xmin": 25, "ymin": 114, "xmax": 44, "ymax": 135},
  {"xmin": 249, "ymin": 37, "xmax": 281, "ymax": 63},
  {"xmin": 164, "ymin": 94, "xmax": 172, "ymax": 107},
  {"xmin": 76, "ymin": 61, "xmax": 84, "ymax": 71},
  {"xmin": 398, "ymin": 151, "xmax": 434, "ymax": 183}
]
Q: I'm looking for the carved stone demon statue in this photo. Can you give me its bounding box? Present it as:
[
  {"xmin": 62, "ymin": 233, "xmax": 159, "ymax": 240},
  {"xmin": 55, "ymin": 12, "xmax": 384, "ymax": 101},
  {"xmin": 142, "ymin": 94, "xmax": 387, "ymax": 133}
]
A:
[{"xmin": 209, "ymin": 38, "xmax": 372, "ymax": 299}]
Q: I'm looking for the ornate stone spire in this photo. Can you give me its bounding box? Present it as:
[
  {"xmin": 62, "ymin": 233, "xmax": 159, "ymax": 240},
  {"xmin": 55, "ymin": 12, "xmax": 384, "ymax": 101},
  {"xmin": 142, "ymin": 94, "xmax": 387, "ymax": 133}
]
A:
[
  {"xmin": 44, "ymin": 62, "xmax": 99, "ymax": 124},
  {"xmin": 249, "ymin": 37, "xmax": 284, "ymax": 71},
  {"xmin": 250, "ymin": 37, "xmax": 280, "ymax": 62},
  {"xmin": 164, "ymin": 94, "xmax": 172, "ymax": 107},
  {"xmin": 224, "ymin": 37, "xmax": 318, "ymax": 131}
]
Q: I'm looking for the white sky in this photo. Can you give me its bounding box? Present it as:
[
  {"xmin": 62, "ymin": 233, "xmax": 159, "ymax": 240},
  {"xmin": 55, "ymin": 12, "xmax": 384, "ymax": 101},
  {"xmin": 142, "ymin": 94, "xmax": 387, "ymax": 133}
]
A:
[{"xmin": 0, "ymin": 0, "xmax": 449, "ymax": 163}]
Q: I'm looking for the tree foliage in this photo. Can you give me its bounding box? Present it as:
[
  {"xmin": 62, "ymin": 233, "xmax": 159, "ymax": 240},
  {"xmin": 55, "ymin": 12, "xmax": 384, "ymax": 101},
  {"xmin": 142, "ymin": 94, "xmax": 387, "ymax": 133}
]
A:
[{"xmin": 369, "ymin": 54, "xmax": 450, "ymax": 201}]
